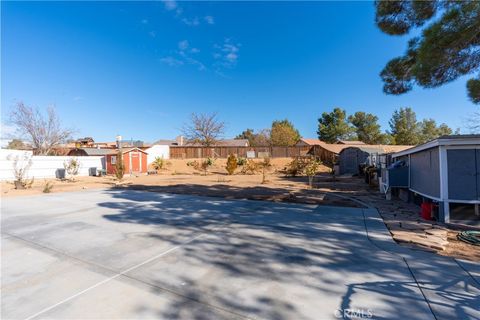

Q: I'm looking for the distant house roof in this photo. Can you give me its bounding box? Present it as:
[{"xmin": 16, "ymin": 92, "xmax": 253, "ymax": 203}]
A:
[
  {"xmin": 297, "ymin": 138, "xmax": 366, "ymax": 147},
  {"xmin": 179, "ymin": 139, "xmax": 250, "ymax": 147},
  {"xmin": 68, "ymin": 148, "xmax": 113, "ymax": 156},
  {"xmin": 297, "ymin": 138, "xmax": 323, "ymax": 146},
  {"xmin": 153, "ymin": 139, "xmax": 178, "ymax": 146},
  {"xmin": 393, "ymin": 134, "xmax": 480, "ymax": 158},
  {"xmin": 215, "ymin": 139, "xmax": 249, "ymax": 147},
  {"xmin": 336, "ymin": 140, "xmax": 365, "ymax": 145}
]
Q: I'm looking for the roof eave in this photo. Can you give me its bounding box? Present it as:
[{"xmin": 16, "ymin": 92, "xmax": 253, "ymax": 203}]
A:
[{"xmin": 393, "ymin": 137, "xmax": 480, "ymax": 157}]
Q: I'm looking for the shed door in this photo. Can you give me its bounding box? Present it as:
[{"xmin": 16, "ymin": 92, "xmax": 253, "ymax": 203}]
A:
[
  {"xmin": 447, "ymin": 149, "xmax": 477, "ymax": 200},
  {"xmin": 131, "ymin": 152, "xmax": 140, "ymax": 172},
  {"xmin": 344, "ymin": 149, "xmax": 356, "ymax": 174}
]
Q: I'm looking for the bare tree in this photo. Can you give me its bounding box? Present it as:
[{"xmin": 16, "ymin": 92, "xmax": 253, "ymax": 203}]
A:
[
  {"xmin": 10, "ymin": 102, "xmax": 73, "ymax": 155},
  {"xmin": 466, "ymin": 112, "xmax": 480, "ymax": 133},
  {"xmin": 182, "ymin": 112, "xmax": 225, "ymax": 147}
]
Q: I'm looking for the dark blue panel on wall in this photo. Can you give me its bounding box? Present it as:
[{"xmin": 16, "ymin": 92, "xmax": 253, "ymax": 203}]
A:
[{"xmin": 448, "ymin": 149, "xmax": 477, "ymax": 200}]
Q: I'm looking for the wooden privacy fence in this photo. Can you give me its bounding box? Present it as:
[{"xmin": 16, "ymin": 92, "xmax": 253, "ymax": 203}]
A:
[{"xmin": 169, "ymin": 146, "xmax": 312, "ymax": 159}]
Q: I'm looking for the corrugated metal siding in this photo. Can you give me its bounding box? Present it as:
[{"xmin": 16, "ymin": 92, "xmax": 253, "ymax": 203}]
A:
[
  {"xmin": 339, "ymin": 148, "xmax": 369, "ymax": 174},
  {"xmin": 447, "ymin": 149, "xmax": 479, "ymax": 200},
  {"xmin": 410, "ymin": 147, "xmax": 440, "ymax": 198}
]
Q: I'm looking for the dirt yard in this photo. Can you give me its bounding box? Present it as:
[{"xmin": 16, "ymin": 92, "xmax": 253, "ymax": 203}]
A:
[{"xmin": 2, "ymin": 158, "xmax": 478, "ymax": 261}]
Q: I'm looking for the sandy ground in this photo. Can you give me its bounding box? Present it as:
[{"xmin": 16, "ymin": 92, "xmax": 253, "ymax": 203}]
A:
[{"xmin": 2, "ymin": 158, "xmax": 478, "ymax": 261}]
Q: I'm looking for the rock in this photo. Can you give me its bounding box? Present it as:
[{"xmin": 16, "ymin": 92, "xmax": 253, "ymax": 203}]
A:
[
  {"xmin": 400, "ymin": 221, "xmax": 428, "ymax": 230},
  {"xmin": 425, "ymin": 229, "xmax": 448, "ymax": 238}
]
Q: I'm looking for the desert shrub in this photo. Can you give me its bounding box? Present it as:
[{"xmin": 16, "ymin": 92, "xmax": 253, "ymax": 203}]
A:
[
  {"xmin": 187, "ymin": 158, "xmax": 215, "ymax": 175},
  {"xmin": 237, "ymin": 157, "xmax": 247, "ymax": 166},
  {"xmin": 285, "ymin": 157, "xmax": 309, "ymax": 177},
  {"xmin": 64, "ymin": 157, "xmax": 80, "ymax": 181},
  {"xmin": 304, "ymin": 159, "xmax": 322, "ymax": 188},
  {"xmin": 259, "ymin": 157, "xmax": 272, "ymax": 184},
  {"xmin": 226, "ymin": 154, "xmax": 238, "ymax": 175},
  {"xmin": 240, "ymin": 159, "xmax": 259, "ymax": 175},
  {"xmin": 43, "ymin": 180, "xmax": 54, "ymax": 193},
  {"xmin": 115, "ymin": 151, "xmax": 124, "ymax": 180},
  {"xmin": 9, "ymin": 154, "xmax": 34, "ymax": 189},
  {"xmin": 152, "ymin": 156, "xmax": 166, "ymax": 171}
]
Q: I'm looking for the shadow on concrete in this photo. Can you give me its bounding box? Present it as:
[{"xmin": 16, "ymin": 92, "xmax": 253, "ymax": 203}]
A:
[
  {"xmin": 96, "ymin": 189, "xmax": 479, "ymax": 319},
  {"xmin": 113, "ymin": 182, "xmax": 364, "ymax": 208}
]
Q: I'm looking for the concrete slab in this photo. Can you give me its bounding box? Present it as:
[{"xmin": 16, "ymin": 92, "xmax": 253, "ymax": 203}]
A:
[{"xmin": 1, "ymin": 189, "xmax": 478, "ymax": 319}]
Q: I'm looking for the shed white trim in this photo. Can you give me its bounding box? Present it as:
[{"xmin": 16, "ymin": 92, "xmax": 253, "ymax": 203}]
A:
[{"xmin": 393, "ymin": 136, "xmax": 480, "ymax": 158}]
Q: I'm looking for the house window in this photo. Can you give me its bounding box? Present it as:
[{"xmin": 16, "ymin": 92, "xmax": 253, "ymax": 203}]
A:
[{"xmin": 111, "ymin": 156, "xmax": 116, "ymax": 164}]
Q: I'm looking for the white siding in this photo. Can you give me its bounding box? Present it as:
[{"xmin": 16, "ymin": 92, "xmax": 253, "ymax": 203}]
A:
[
  {"xmin": 145, "ymin": 145, "xmax": 170, "ymax": 163},
  {"xmin": 0, "ymin": 149, "xmax": 104, "ymax": 181}
]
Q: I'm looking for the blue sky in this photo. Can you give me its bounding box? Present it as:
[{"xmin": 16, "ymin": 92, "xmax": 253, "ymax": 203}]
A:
[{"xmin": 2, "ymin": 1, "xmax": 478, "ymax": 142}]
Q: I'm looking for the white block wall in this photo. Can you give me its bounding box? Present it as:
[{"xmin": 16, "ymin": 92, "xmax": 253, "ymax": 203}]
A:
[
  {"xmin": 145, "ymin": 145, "xmax": 170, "ymax": 164},
  {"xmin": 0, "ymin": 149, "xmax": 104, "ymax": 181}
]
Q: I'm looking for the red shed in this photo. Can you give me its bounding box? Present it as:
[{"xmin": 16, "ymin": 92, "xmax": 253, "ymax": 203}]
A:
[{"xmin": 106, "ymin": 148, "xmax": 148, "ymax": 175}]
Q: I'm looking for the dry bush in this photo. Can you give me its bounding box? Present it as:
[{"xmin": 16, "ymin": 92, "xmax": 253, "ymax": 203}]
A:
[
  {"xmin": 187, "ymin": 158, "xmax": 215, "ymax": 175},
  {"xmin": 285, "ymin": 157, "xmax": 309, "ymax": 176},
  {"xmin": 64, "ymin": 157, "xmax": 80, "ymax": 181},
  {"xmin": 259, "ymin": 157, "xmax": 272, "ymax": 184},
  {"xmin": 226, "ymin": 154, "xmax": 238, "ymax": 175},
  {"xmin": 43, "ymin": 180, "xmax": 54, "ymax": 193},
  {"xmin": 240, "ymin": 159, "xmax": 260, "ymax": 175}
]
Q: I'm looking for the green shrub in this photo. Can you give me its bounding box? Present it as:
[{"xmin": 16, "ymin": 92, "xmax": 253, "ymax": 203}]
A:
[
  {"xmin": 152, "ymin": 157, "xmax": 166, "ymax": 171},
  {"xmin": 237, "ymin": 157, "xmax": 247, "ymax": 166},
  {"xmin": 226, "ymin": 154, "xmax": 238, "ymax": 175}
]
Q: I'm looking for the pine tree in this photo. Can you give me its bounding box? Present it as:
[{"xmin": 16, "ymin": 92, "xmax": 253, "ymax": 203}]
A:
[
  {"xmin": 376, "ymin": 1, "xmax": 480, "ymax": 104},
  {"xmin": 317, "ymin": 108, "xmax": 353, "ymax": 143},
  {"xmin": 348, "ymin": 112, "xmax": 384, "ymax": 144}
]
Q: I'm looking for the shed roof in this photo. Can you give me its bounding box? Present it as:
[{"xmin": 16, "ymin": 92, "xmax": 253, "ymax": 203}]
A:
[
  {"xmin": 298, "ymin": 138, "xmax": 323, "ymax": 146},
  {"xmin": 340, "ymin": 145, "xmax": 413, "ymax": 155},
  {"xmin": 118, "ymin": 147, "xmax": 148, "ymax": 154},
  {"xmin": 336, "ymin": 140, "xmax": 365, "ymax": 145}
]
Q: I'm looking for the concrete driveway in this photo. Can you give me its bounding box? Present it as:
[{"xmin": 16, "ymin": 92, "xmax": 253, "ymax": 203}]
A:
[{"xmin": 1, "ymin": 189, "xmax": 479, "ymax": 320}]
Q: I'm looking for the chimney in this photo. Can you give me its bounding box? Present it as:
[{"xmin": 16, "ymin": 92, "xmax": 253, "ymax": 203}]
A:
[{"xmin": 176, "ymin": 135, "xmax": 184, "ymax": 146}]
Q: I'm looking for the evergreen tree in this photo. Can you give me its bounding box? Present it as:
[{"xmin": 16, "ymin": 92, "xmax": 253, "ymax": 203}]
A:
[
  {"xmin": 235, "ymin": 129, "xmax": 256, "ymax": 146},
  {"xmin": 317, "ymin": 108, "xmax": 353, "ymax": 143},
  {"xmin": 388, "ymin": 107, "xmax": 420, "ymax": 145},
  {"xmin": 376, "ymin": 1, "xmax": 480, "ymax": 103},
  {"xmin": 419, "ymin": 119, "xmax": 453, "ymax": 143},
  {"xmin": 348, "ymin": 111, "xmax": 384, "ymax": 144}
]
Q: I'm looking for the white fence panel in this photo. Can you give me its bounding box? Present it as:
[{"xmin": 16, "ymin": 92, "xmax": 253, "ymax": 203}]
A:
[
  {"xmin": 145, "ymin": 145, "xmax": 170, "ymax": 164},
  {"xmin": 0, "ymin": 149, "xmax": 105, "ymax": 181}
]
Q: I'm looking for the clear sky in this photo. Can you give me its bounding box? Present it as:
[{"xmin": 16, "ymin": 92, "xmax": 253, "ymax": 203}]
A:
[{"xmin": 2, "ymin": 1, "xmax": 478, "ymax": 142}]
